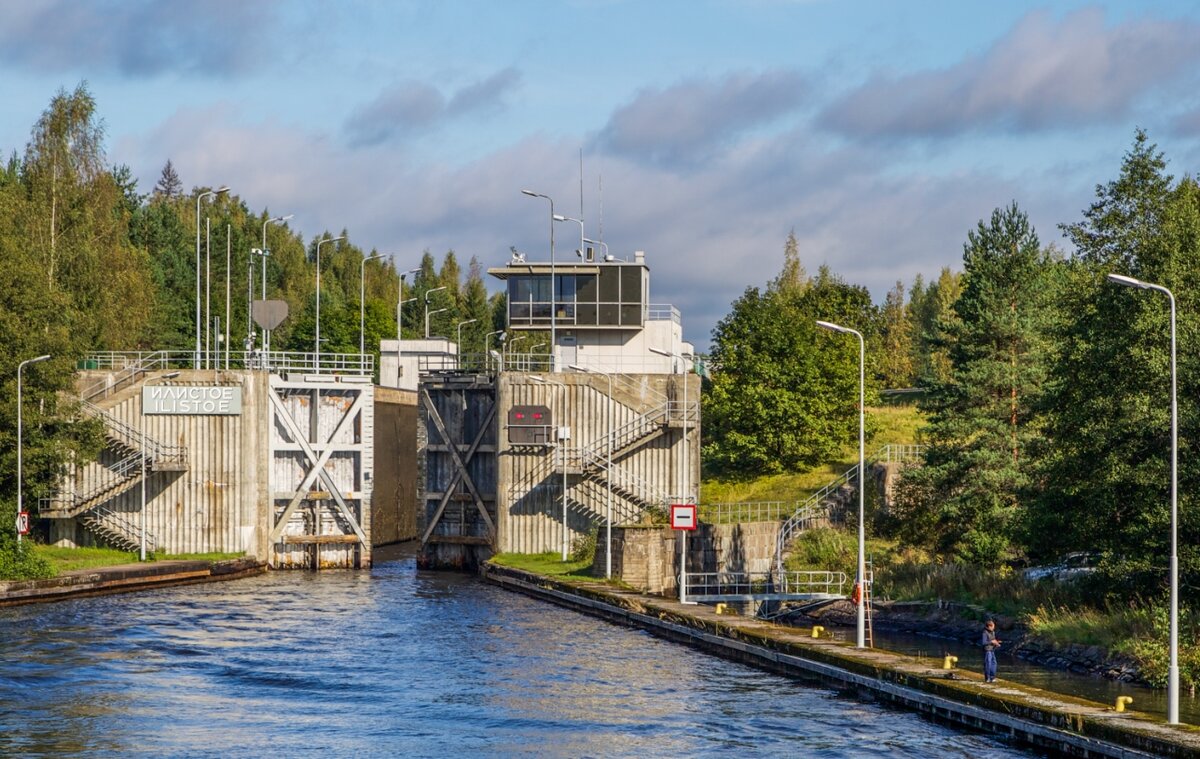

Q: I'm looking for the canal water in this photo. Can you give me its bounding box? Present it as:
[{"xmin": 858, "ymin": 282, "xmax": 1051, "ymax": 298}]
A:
[{"xmin": 0, "ymin": 547, "xmax": 1039, "ymax": 757}]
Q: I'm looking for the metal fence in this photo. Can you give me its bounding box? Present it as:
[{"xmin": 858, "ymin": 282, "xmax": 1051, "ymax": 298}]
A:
[{"xmin": 686, "ymin": 570, "xmax": 848, "ymax": 599}]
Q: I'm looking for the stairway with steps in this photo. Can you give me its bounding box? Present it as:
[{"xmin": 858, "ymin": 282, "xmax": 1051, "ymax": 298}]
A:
[{"xmin": 41, "ymin": 389, "xmax": 187, "ymax": 550}]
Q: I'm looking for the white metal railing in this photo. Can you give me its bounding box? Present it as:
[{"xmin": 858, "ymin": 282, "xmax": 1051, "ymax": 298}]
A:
[
  {"xmin": 774, "ymin": 444, "xmax": 926, "ymax": 574},
  {"xmin": 81, "ymin": 350, "xmax": 373, "ymax": 384},
  {"xmin": 80, "ymin": 400, "xmax": 187, "ymax": 464},
  {"xmin": 79, "ymin": 504, "xmax": 158, "ymax": 553},
  {"xmin": 686, "ymin": 570, "xmax": 848, "ymax": 599},
  {"xmin": 647, "ymin": 304, "xmax": 681, "ymax": 324},
  {"xmin": 40, "ymin": 452, "xmax": 147, "ymax": 515},
  {"xmin": 700, "ymin": 501, "xmax": 793, "ymax": 525}
]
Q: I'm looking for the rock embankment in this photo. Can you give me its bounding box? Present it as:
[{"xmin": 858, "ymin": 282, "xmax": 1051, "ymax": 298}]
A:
[{"xmin": 798, "ymin": 598, "xmax": 1143, "ymax": 683}]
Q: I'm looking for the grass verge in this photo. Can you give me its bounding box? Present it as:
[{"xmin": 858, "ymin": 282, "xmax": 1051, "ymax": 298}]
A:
[{"xmin": 490, "ymin": 552, "xmax": 596, "ymax": 579}]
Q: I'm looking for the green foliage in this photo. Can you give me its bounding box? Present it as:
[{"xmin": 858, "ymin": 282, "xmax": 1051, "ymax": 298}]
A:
[
  {"xmin": 703, "ymin": 244, "xmax": 879, "ymax": 477},
  {"xmin": 0, "ymin": 501, "xmax": 54, "ymax": 579},
  {"xmin": 1029, "ymin": 131, "xmax": 1200, "ymax": 596},
  {"xmin": 570, "ymin": 526, "xmax": 599, "ymax": 564},
  {"xmin": 892, "ymin": 203, "xmax": 1058, "ymax": 563}
]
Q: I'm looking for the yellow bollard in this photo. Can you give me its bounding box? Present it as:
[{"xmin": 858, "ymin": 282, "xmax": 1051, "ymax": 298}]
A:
[
  {"xmin": 715, "ymin": 603, "xmax": 727, "ymax": 615},
  {"xmin": 811, "ymin": 626, "xmax": 825, "ymax": 639},
  {"xmin": 942, "ymin": 655, "xmax": 958, "ymax": 670},
  {"xmin": 1115, "ymin": 696, "xmax": 1133, "ymax": 713}
]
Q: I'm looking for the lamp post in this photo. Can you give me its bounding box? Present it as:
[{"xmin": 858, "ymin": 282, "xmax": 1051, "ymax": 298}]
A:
[
  {"xmin": 1107, "ymin": 273, "xmax": 1179, "ymax": 724},
  {"xmin": 486, "ymin": 330, "xmax": 505, "ymax": 371},
  {"xmin": 569, "ymin": 364, "xmax": 613, "ymax": 578},
  {"xmin": 397, "ymin": 268, "xmax": 420, "ymax": 340},
  {"xmin": 553, "ymin": 214, "xmax": 585, "ymax": 261},
  {"xmin": 195, "ymin": 187, "xmax": 229, "ymax": 368},
  {"xmin": 16, "ymin": 354, "xmax": 51, "ymax": 544},
  {"xmin": 457, "ymin": 319, "xmax": 478, "ymax": 367},
  {"xmin": 522, "ymin": 190, "xmax": 556, "ymax": 371},
  {"xmin": 651, "ymin": 347, "xmax": 695, "ymax": 603},
  {"xmin": 531, "ymin": 375, "xmax": 570, "ymax": 560},
  {"xmin": 314, "ymin": 235, "xmax": 345, "ymax": 362},
  {"xmin": 583, "ymin": 237, "xmax": 608, "ymax": 261},
  {"xmin": 424, "ymin": 286, "xmax": 448, "ymax": 339},
  {"xmin": 261, "ymin": 213, "xmax": 292, "ymax": 352},
  {"xmin": 360, "ymin": 253, "xmax": 385, "ymax": 355},
  {"xmin": 816, "ymin": 320, "xmax": 866, "ymax": 649}
]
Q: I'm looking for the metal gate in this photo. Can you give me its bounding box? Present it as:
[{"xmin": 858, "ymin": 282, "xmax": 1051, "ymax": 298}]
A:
[
  {"xmin": 417, "ymin": 373, "xmax": 497, "ymax": 569},
  {"xmin": 268, "ymin": 375, "xmax": 374, "ymax": 568}
]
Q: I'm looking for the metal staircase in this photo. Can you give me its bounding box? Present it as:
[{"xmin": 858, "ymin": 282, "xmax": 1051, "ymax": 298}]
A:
[
  {"xmin": 41, "ymin": 395, "xmax": 187, "ymax": 550},
  {"xmin": 773, "ymin": 444, "xmax": 924, "ymax": 575}
]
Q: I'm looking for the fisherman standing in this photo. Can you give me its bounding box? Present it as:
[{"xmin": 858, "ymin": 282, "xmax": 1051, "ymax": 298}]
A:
[{"xmin": 981, "ymin": 619, "xmax": 1001, "ymax": 683}]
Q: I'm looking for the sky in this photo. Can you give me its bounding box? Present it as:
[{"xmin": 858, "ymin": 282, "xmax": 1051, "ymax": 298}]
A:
[{"xmin": 3, "ymin": 0, "xmax": 1200, "ymax": 351}]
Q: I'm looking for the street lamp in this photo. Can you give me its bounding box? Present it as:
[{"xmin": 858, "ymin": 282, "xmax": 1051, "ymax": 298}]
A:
[
  {"xmin": 397, "ymin": 267, "xmax": 420, "ymax": 340},
  {"xmin": 816, "ymin": 319, "xmax": 866, "ymax": 649},
  {"xmin": 314, "ymin": 235, "xmax": 345, "ymax": 362},
  {"xmin": 522, "ymin": 189, "xmax": 556, "ymax": 371},
  {"xmin": 424, "ymin": 286, "xmax": 448, "ymax": 339},
  {"xmin": 360, "ymin": 252, "xmax": 385, "ymax": 355},
  {"xmin": 140, "ymin": 371, "xmax": 180, "ymax": 560},
  {"xmin": 195, "ymin": 186, "xmax": 229, "ymax": 368},
  {"xmin": 1108, "ymin": 272, "xmax": 1180, "ymax": 724},
  {"xmin": 16, "ymin": 354, "xmax": 51, "ymax": 544},
  {"xmin": 485, "ymin": 330, "xmax": 505, "ymax": 371},
  {"xmin": 651, "ymin": 347, "xmax": 695, "ymax": 604},
  {"xmin": 583, "ymin": 237, "xmax": 608, "ymax": 261},
  {"xmin": 261, "ymin": 213, "xmax": 292, "ymax": 352},
  {"xmin": 456, "ymin": 319, "xmax": 478, "ymax": 366},
  {"xmin": 553, "ymin": 214, "xmax": 585, "ymax": 261},
  {"xmin": 569, "ymin": 363, "xmax": 613, "ymax": 578},
  {"xmin": 530, "ymin": 375, "xmax": 570, "ymax": 560},
  {"xmin": 426, "ymin": 309, "xmax": 449, "ymax": 338}
]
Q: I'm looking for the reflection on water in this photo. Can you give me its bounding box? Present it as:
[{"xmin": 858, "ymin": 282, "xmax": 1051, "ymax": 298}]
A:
[
  {"xmin": 870, "ymin": 629, "xmax": 1199, "ymax": 725},
  {"xmin": 2, "ymin": 546, "xmax": 1037, "ymax": 757}
]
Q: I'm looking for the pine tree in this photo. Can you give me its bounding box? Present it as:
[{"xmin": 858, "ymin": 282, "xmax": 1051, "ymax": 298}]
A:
[
  {"xmin": 154, "ymin": 159, "xmax": 183, "ymax": 200},
  {"xmin": 878, "ymin": 280, "xmax": 914, "ymax": 388},
  {"xmin": 893, "ymin": 203, "xmax": 1057, "ymax": 562}
]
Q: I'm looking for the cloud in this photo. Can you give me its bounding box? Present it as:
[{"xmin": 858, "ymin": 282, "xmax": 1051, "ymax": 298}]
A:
[
  {"xmin": 820, "ymin": 8, "xmax": 1200, "ymax": 140},
  {"xmin": 344, "ymin": 68, "xmax": 522, "ymax": 147},
  {"xmin": 0, "ymin": 0, "xmax": 276, "ymax": 76},
  {"xmin": 117, "ymin": 101, "xmax": 1084, "ymax": 353},
  {"xmin": 593, "ymin": 70, "xmax": 808, "ymax": 168},
  {"xmin": 1171, "ymin": 107, "xmax": 1200, "ymax": 138}
]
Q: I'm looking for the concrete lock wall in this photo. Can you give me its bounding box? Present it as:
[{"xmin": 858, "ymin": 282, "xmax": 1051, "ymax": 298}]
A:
[
  {"xmin": 54, "ymin": 369, "xmax": 272, "ymax": 558},
  {"xmin": 596, "ymin": 521, "xmax": 782, "ymax": 594},
  {"xmin": 496, "ymin": 371, "xmax": 701, "ymax": 557},
  {"xmin": 373, "ymin": 386, "xmax": 418, "ymax": 545}
]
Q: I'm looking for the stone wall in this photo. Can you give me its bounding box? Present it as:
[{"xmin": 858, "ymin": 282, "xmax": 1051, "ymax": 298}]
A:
[{"xmin": 596, "ymin": 520, "xmax": 782, "ymax": 595}]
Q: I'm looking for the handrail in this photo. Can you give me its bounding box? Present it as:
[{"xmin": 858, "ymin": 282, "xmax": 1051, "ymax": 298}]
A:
[
  {"xmin": 41, "ymin": 452, "xmax": 147, "ymax": 514},
  {"xmin": 79, "ymin": 350, "xmax": 374, "ymax": 380},
  {"xmin": 79, "ymin": 400, "xmax": 187, "ymax": 463},
  {"xmin": 81, "ymin": 504, "xmax": 158, "ymax": 552},
  {"xmin": 686, "ymin": 570, "xmax": 848, "ymax": 598}
]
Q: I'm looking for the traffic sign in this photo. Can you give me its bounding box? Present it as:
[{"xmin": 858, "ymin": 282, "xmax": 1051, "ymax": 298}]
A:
[
  {"xmin": 16, "ymin": 511, "xmax": 30, "ymax": 535},
  {"xmin": 670, "ymin": 504, "xmax": 697, "ymax": 530}
]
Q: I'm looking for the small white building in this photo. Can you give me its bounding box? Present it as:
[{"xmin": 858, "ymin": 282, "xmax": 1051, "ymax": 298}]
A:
[{"xmin": 379, "ymin": 338, "xmax": 458, "ymax": 392}]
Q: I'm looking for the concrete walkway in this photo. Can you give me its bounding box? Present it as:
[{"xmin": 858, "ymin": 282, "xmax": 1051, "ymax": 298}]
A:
[
  {"xmin": 0, "ymin": 557, "xmax": 265, "ymax": 607},
  {"xmin": 483, "ymin": 562, "xmax": 1200, "ymax": 759}
]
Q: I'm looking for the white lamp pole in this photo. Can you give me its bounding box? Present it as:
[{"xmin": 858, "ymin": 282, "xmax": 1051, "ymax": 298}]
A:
[
  {"xmin": 314, "ymin": 235, "xmax": 345, "ymax": 363},
  {"xmin": 261, "ymin": 213, "xmax": 292, "ymax": 352},
  {"xmin": 360, "ymin": 253, "xmax": 385, "ymax": 355},
  {"xmin": 195, "ymin": 187, "xmax": 229, "ymax": 368},
  {"xmin": 1107, "ymin": 273, "xmax": 1179, "ymax": 724},
  {"xmin": 457, "ymin": 319, "xmax": 478, "ymax": 350},
  {"xmin": 817, "ymin": 320, "xmax": 866, "ymax": 649},
  {"xmin": 424, "ymin": 286, "xmax": 448, "ymax": 339},
  {"xmin": 570, "ymin": 364, "xmax": 613, "ymax": 578},
  {"xmin": 397, "ymin": 268, "xmax": 420, "ymax": 340},
  {"xmin": 16, "ymin": 354, "xmax": 51, "ymax": 544},
  {"xmin": 522, "ymin": 190, "xmax": 556, "ymax": 371}
]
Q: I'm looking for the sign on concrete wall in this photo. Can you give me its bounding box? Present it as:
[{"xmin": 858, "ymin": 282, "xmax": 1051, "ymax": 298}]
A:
[{"xmin": 143, "ymin": 385, "xmax": 243, "ymax": 415}]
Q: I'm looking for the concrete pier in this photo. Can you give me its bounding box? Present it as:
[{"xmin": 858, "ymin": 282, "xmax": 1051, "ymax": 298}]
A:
[
  {"xmin": 0, "ymin": 558, "xmax": 265, "ymax": 607},
  {"xmin": 482, "ymin": 562, "xmax": 1200, "ymax": 758}
]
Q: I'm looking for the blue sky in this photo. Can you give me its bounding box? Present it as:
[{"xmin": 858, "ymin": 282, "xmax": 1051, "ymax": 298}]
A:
[{"xmin": 3, "ymin": 1, "xmax": 1200, "ymax": 350}]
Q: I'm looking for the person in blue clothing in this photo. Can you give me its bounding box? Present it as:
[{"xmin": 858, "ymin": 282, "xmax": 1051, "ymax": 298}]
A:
[{"xmin": 981, "ymin": 619, "xmax": 1001, "ymax": 683}]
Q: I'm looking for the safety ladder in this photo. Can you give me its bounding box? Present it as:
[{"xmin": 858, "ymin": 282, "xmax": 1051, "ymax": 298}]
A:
[{"xmin": 865, "ymin": 563, "xmax": 875, "ymax": 648}]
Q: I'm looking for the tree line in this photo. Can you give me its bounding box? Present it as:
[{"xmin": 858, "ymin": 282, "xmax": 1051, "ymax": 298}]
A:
[
  {"xmin": 706, "ymin": 130, "xmax": 1200, "ymax": 601},
  {"xmin": 0, "ymin": 85, "xmax": 505, "ymax": 572}
]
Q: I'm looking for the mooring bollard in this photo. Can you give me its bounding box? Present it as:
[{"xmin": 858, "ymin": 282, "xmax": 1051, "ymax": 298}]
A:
[
  {"xmin": 715, "ymin": 603, "xmax": 727, "ymax": 615},
  {"xmin": 811, "ymin": 626, "xmax": 824, "ymax": 639},
  {"xmin": 1115, "ymin": 696, "xmax": 1133, "ymax": 713},
  {"xmin": 942, "ymin": 655, "xmax": 958, "ymax": 670}
]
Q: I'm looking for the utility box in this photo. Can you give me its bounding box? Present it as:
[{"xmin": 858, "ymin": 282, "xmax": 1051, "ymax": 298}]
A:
[{"xmin": 508, "ymin": 405, "xmax": 552, "ymax": 444}]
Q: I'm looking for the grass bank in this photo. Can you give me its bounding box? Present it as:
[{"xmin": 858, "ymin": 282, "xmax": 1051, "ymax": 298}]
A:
[{"xmin": 31, "ymin": 545, "xmax": 245, "ymax": 575}]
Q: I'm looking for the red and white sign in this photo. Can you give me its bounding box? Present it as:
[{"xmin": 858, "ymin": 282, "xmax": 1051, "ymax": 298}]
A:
[
  {"xmin": 16, "ymin": 511, "xmax": 30, "ymax": 535},
  {"xmin": 670, "ymin": 504, "xmax": 697, "ymax": 531}
]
